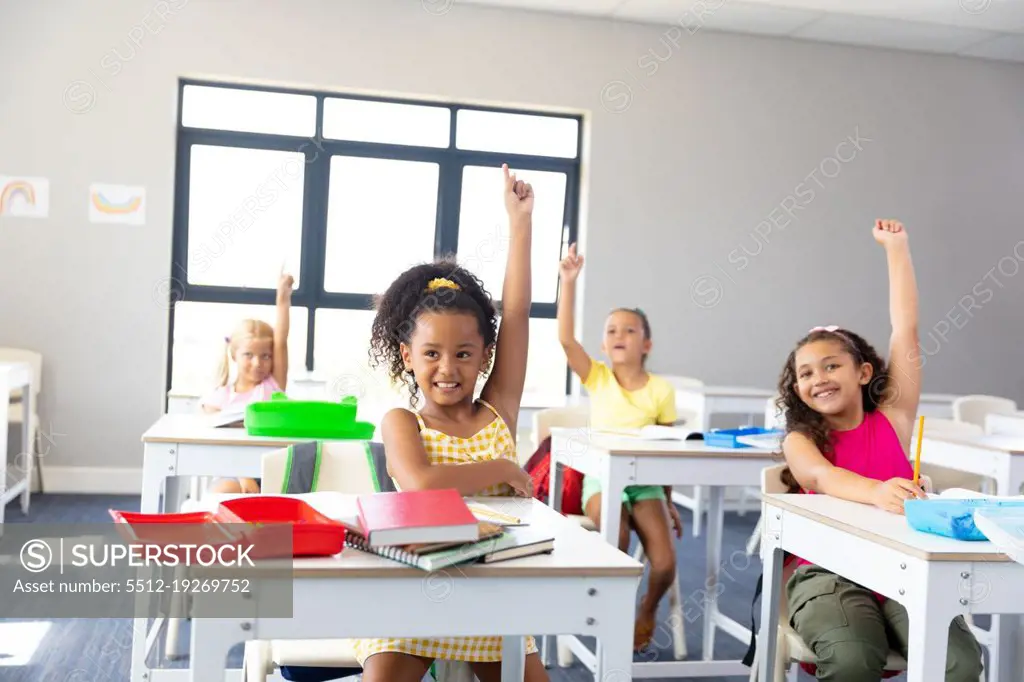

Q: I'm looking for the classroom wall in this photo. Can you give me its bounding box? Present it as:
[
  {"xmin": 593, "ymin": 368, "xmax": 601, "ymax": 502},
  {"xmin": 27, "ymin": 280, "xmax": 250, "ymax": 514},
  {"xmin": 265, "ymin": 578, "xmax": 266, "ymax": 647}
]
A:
[{"xmin": 2, "ymin": 0, "xmax": 1024, "ymax": 487}]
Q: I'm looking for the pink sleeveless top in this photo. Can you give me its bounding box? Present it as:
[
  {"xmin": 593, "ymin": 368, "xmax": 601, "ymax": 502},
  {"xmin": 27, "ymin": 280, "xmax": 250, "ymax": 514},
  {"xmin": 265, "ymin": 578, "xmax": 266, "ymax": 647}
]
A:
[
  {"xmin": 794, "ymin": 409, "xmax": 912, "ymax": 572},
  {"xmin": 200, "ymin": 375, "xmax": 281, "ymax": 411}
]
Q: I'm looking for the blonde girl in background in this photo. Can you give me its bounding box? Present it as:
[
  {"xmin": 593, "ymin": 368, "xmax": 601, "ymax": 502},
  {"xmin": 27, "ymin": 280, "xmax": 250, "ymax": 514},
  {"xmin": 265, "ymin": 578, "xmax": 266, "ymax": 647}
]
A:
[{"xmin": 201, "ymin": 269, "xmax": 293, "ymax": 494}]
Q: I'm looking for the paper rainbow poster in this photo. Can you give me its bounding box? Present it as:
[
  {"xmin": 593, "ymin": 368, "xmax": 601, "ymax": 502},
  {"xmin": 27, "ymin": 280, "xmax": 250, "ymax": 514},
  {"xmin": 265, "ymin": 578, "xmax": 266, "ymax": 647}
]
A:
[
  {"xmin": 0, "ymin": 176, "xmax": 49, "ymax": 218},
  {"xmin": 89, "ymin": 183, "xmax": 146, "ymax": 225}
]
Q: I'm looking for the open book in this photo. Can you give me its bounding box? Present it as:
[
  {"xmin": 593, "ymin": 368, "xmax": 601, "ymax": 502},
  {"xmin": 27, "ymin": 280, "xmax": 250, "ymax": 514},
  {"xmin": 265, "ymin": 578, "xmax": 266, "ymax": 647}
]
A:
[
  {"xmin": 595, "ymin": 425, "xmax": 696, "ymax": 441},
  {"xmin": 973, "ymin": 508, "xmax": 1024, "ymax": 566}
]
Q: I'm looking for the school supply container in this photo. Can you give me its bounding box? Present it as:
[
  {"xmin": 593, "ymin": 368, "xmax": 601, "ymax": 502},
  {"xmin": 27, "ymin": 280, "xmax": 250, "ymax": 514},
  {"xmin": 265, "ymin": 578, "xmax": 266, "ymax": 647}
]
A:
[
  {"xmin": 904, "ymin": 498, "xmax": 1024, "ymax": 541},
  {"xmin": 245, "ymin": 393, "xmax": 376, "ymax": 440},
  {"xmin": 703, "ymin": 427, "xmax": 783, "ymax": 449}
]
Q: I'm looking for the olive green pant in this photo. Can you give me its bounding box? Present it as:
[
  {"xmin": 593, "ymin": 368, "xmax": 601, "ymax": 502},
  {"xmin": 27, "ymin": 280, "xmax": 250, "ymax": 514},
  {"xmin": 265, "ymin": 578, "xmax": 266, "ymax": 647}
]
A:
[{"xmin": 787, "ymin": 565, "xmax": 984, "ymax": 681}]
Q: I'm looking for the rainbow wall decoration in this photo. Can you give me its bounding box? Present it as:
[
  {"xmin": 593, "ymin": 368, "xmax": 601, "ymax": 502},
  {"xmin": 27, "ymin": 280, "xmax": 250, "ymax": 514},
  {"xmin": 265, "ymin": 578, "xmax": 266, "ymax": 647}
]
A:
[
  {"xmin": 89, "ymin": 183, "xmax": 146, "ymax": 225},
  {"xmin": 0, "ymin": 177, "xmax": 49, "ymax": 218}
]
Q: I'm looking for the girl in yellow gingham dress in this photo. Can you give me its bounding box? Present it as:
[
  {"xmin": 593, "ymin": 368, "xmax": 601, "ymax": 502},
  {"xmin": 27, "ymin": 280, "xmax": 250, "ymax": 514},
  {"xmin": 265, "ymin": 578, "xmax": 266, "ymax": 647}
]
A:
[
  {"xmin": 351, "ymin": 399, "xmax": 538, "ymax": 666},
  {"xmin": 357, "ymin": 164, "xmax": 546, "ymax": 681}
]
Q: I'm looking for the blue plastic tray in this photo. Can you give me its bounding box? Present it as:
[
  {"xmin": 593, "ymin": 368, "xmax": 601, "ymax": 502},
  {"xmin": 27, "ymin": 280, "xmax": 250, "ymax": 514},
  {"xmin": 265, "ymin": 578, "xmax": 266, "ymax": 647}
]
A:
[
  {"xmin": 904, "ymin": 498, "xmax": 1024, "ymax": 541},
  {"xmin": 703, "ymin": 427, "xmax": 782, "ymax": 449}
]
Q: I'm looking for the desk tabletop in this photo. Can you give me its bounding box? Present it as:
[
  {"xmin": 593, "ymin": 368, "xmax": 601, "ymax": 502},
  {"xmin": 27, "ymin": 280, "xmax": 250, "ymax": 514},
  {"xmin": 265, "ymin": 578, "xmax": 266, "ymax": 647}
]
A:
[
  {"xmin": 142, "ymin": 414, "xmax": 328, "ymax": 446},
  {"xmin": 550, "ymin": 427, "xmax": 777, "ymax": 458},
  {"xmin": 0, "ymin": 362, "xmax": 31, "ymax": 387},
  {"xmin": 188, "ymin": 494, "xmax": 643, "ymax": 579},
  {"xmin": 921, "ymin": 431, "xmax": 1024, "ymax": 456},
  {"xmin": 674, "ymin": 385, "xmax": 774, "ymax": 398},
  {"xmin": 764, "ymin": 493, "xmax": 1013, "ymax": 562}
]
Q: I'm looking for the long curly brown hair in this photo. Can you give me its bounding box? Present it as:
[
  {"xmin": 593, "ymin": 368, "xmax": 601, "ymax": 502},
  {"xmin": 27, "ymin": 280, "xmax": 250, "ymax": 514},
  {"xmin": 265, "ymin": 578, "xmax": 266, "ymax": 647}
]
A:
[
  {"xmin": 776, "ymin": 328, "xmax": 891, "ymax": 492},
  {"xmin": 369, "ymin": 259, "xmax": 498, "ymax": 407}
]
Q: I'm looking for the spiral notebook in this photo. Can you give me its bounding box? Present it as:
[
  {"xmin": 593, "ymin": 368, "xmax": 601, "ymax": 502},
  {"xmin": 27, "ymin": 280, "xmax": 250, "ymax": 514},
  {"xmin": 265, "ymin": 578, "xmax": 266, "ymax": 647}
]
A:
[{"xmin": 343, "ymin": 523, "xmax": 555, "ymax": 572}]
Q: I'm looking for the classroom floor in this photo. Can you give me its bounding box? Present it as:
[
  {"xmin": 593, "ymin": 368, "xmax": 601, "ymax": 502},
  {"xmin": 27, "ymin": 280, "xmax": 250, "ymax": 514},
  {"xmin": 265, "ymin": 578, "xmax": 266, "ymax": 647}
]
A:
[{"xmin": 0, "ymin": 495, "xmax": 917, "ymax": 682}]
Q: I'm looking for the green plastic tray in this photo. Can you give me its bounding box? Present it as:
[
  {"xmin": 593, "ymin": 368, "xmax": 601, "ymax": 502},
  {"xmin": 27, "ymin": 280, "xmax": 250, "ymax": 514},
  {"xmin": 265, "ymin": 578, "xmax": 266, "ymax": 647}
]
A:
[{"xmin": 245, "ymin": 393, "xmax": 376, "ymax": 440}]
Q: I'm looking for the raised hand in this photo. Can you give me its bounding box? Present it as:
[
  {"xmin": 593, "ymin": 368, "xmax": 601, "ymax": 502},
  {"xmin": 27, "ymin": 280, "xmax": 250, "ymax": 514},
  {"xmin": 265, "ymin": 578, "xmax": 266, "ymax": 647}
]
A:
[
  {"xmin": 559, "ymin": 242, "xmax": 585, "ymax": 282},
  {"xmin": 872, "ymin": 218, "xmax": 908, "ymax": 248},
  {"xmin": 277, "ymin": 268, "xmax": 295, "ymax": 302},
  {"xmin": 502, "ymin": 163, "xmax": 534, "ymax": 217}
]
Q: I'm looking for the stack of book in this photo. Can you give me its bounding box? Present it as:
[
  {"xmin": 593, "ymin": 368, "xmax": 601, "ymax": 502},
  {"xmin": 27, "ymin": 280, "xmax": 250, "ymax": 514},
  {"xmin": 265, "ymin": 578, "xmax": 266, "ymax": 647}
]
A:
[{"xmin": 344, "ymin": 489, "xmax": 555, "ymax": 571}]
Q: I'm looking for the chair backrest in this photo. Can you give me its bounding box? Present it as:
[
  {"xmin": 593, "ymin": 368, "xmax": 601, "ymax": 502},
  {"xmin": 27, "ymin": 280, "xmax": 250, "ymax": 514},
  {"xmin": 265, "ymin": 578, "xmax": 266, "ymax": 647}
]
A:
[
  {"xmin": 532, "ymin": 406, "xmax": 590, "ymax": 448},
  {"xmin": 764, "ymin": 394, "xmax": 783, "ymax": 430},
  {"xmin": 261, "ymin": 441, "xmax": 387, "ymax": 495},
  {"xmin": 952, "ymin": 395, "xmax": 1018, "ymax": 428},
  {"xmin": 921, "ymin": 417, "xmax": 984, "ymax": 438},
  {"xmin": 0, "ymin": 347, "xmax": 42, "ymax": 397},
  {"xmin": 762, "ymin": 463, "xmax": 790, "ymax": 495}
]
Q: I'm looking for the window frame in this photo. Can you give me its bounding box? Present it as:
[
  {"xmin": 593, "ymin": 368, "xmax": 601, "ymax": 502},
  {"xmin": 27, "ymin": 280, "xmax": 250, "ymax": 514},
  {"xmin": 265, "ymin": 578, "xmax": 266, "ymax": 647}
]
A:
[{"xmin": 168, "ymin": 79, "xmax": 582, "ymax": 403}]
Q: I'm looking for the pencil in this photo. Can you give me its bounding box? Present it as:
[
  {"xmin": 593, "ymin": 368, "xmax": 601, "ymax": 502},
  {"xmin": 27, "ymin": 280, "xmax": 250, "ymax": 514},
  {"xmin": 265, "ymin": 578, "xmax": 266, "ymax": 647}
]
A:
[{"xmin": 913, "ymin": 415, "xmax": 925, "ymax": 486}]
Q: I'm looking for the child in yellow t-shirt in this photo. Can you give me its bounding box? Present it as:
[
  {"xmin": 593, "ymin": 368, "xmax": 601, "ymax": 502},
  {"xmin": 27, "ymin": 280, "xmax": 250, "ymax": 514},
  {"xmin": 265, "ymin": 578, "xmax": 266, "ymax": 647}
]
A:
[{"xmin": 556, "ymin": 242, "xmax": 683, "ymax": 652}]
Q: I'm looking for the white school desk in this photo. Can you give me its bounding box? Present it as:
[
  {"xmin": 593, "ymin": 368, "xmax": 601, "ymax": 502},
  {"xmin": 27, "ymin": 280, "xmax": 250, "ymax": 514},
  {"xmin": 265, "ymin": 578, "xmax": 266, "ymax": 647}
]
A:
[
  {"xmin": 758, "ymin": 493, "xmax": 1022, "ymax": 682},
  {"xmin": 986, "ymin": 412, "xmax": 1024, "ymax": 437},
  {"xmin": 918, "ymin": 392, "xmax": 960, "ymax": 419},
  {"xmin": 918, "ymin": 432, "xmax": 1024, "ymax": 498},
  {"xmin": 547, "ymin": 427, "xmax": 777, "ymax": 678},
  {"xmin": 0, "ymin": 361, "xmax": 34, "ymax": 532},
  {"xmin": 140, "ymin": 414, "xmax": 367, "ymax": 515},
  {"xmin": 673, "ymin": 385, "xmax": 775, "ymax": 428},
  {"xmin": 141, "ymin": 495, "xmax": 641, "ymax": 682}
]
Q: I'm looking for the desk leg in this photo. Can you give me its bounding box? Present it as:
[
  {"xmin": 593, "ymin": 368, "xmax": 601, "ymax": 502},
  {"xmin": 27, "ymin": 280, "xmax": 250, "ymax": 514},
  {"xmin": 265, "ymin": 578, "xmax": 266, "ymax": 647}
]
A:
[
  {"xmin": 20, "ymin": 388, "xmax": 31, "ymax": 514},
  {"xmin": 905, "ymin": 567, "xmax": 955, "ymax": 682},
  {"xmin": 189, "ymin": 618, "xmax": 243, "ymax": 682},
  {"xmin": 596, "ymin": 456, "xmax": 630, "ymax": 675},
  {"xmin": 141, "ymin": 443, "xmax": 176, "ymax": 514},
  {"xmin": 542, "ymin": 455, "xmax": 566, "ymax": 668},
  {"xmin": 702, "ymin": 485, "xmax": 725, "ymax": 660},
  {"xmin": 757, "ymin": 528, "xmax": 784, "ymax": 682},
  {"xmin": 598, "ymin": 582, "xmax": 639, "ymax": 682},
  {"xmin": 501, "ymin": 636, "xmax": 525, "ymax": 682}
]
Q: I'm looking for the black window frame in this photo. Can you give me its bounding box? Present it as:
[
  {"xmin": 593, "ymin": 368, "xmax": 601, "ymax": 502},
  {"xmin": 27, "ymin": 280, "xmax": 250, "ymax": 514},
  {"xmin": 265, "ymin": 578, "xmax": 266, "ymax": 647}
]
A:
[{"xmin": 166, "ymin": 78, "xmax": 582, "ymax": 402}]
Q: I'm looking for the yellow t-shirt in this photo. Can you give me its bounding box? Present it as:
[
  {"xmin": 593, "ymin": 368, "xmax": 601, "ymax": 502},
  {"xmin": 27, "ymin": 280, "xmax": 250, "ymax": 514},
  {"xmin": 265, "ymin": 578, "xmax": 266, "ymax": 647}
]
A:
[{"xmin": 582, "ymin": 360, "xmax": 676, "ymax": 430}]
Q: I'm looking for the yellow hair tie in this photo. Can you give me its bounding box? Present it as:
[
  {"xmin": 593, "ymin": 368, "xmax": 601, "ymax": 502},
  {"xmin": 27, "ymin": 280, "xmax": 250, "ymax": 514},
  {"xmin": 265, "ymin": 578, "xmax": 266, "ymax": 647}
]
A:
[{"xmin": 425, "ymin": 277, "xmax": 461, "ymax": 293}]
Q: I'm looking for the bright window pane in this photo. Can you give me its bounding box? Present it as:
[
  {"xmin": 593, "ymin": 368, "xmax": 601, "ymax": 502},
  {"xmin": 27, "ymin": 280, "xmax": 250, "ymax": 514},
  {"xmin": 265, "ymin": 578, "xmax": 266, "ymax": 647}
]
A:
[
  {"xmin": 490, "ymin": 316, "xmax": 566, "ymax": 404},
  {"xmin": 186, "ymin": 145, "xmax": 304, "ymax": 289},
  {"xmin": 456, "ymin": 110, "xmax": 578, "ymax": 158},
  {"xmin": 457, "ymin": 166, "xmax": 566, "ymax": 303},
  {"xmin": 181, "ymin": 85, "xmax": 316, "ymax": 136},
  {"xmin": 323, "ymin": 98, "xmax": 450, "ymax": 147},
  {"xmin": 312, "ymin": 308, "xmax": 409, "ymax": 430},
  {"xmin": 323, "ymin": 157, "xmax": 439, "ymax": 294},
  {"xmin": 170, "ymin": 302, "xmax": 308, "ymax": 398}
]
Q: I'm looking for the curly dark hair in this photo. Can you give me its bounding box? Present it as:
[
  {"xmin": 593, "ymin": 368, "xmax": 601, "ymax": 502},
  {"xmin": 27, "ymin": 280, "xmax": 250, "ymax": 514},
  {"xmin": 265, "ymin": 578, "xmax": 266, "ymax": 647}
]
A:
[
  {"xmin": 369, "ymin": 259, "xmax": 498, "ymax": 406},
  {"xmin": 776, "ymin": 328, "xmax": 890, "ymax": 493}
]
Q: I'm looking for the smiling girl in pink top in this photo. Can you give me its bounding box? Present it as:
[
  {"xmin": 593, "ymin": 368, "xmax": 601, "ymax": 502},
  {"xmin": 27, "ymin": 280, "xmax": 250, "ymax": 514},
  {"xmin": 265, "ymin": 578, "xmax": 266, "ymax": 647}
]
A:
[{"xmin": 775, "ymin": 220, "xmax": 983, "ymax": 681}]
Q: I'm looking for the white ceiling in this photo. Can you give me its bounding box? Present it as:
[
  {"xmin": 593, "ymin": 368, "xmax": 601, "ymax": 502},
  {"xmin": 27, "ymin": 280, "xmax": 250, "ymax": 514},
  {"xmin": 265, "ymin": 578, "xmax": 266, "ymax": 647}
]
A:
[{"xmin": 459, "ymin": 0, "xmax": 1024, "ymax": 63}]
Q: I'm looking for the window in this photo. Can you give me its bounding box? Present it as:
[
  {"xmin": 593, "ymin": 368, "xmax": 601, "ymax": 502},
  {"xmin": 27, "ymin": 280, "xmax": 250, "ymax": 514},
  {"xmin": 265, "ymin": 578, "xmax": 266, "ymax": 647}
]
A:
[{"xmin": 169, "ymin": 81, "xmax": 581, "ymax": 418}]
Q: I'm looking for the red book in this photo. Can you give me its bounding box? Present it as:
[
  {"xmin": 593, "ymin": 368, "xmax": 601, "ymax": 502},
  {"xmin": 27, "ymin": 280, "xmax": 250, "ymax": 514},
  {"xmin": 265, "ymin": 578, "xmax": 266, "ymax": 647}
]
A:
[{"xmin": 356, "ymin": 489, "xmax": 479, "ymax": 547}]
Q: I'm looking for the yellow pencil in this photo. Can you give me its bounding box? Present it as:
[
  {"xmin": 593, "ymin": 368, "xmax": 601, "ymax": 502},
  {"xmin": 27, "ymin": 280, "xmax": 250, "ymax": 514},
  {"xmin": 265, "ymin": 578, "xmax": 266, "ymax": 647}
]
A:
[{"xmin": 913, "ymin": 415, "xmax": 925, "ymax": 485}]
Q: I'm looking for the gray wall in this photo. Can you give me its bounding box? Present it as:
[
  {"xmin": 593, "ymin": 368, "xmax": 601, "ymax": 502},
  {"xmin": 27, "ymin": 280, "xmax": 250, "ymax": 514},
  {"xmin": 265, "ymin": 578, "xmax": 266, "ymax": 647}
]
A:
[{"xmin": 2, "ymin": 0, "xmax": 1024, "ymax": 479}]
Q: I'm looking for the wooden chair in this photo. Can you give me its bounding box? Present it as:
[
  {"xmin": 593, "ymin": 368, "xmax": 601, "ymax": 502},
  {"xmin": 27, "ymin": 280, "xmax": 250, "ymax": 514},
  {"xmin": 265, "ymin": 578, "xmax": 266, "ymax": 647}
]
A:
[{"xmin": 0, "ymin": 347, "xmax": 42, "ymax": 495}]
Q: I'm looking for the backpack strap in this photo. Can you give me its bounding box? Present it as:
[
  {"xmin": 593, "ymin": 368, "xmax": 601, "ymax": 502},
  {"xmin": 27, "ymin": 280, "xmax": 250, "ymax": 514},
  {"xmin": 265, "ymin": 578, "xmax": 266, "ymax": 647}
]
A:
[
  {"xmin": 280, "ymin": 441, "xmax": 322, "ymax": 494},
  {"xmin": 741, "ymin": 571, "xmax": 764, "ymax": 667}
]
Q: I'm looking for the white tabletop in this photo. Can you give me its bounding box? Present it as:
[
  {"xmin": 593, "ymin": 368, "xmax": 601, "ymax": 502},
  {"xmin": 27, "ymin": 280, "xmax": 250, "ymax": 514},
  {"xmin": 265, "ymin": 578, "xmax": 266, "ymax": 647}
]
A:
[
  {"xmin": 921, "ymin": 431, "xmax": 1024, "ymax": 455},
  {"xmin": 186, "ymin": 493, "xmax": 643, "ymax": 578},
  {"xmin": 551, "ymin": 426, "xmax": 777, "ymax": 458},
  {"xmin": 141, "ymin": 414, "xmax": 353, "ymax": 447},
  {"xmin": 764, "ymin": 493, "xmax": 1013, "ymax": 562}
]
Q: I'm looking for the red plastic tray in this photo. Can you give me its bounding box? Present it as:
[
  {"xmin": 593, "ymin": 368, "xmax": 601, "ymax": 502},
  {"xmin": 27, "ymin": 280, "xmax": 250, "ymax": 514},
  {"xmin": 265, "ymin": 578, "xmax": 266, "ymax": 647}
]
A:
[
  {"xmin": 217, "ymin": 496, "xmax": 347, "ymax": 558},
  {"xmin": 108, "ymin": 509, "xmax": 248, "ymax": 562}
]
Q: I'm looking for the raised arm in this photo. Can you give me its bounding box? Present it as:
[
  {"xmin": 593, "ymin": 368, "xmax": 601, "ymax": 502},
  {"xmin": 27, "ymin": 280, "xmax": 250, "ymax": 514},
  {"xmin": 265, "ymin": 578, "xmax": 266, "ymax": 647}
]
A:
[
  {"xmin": 481, "ymin": 164, "xmax": 533, "ymax": 433},
  {"xmin": 872, "ymin": 220, "xmax": 920, "ymax": 448},
  {"xmin": 557, "ymin": 243, "xmax": 593, "ymax": 382},
  {"xmin": 272, "ymin": 270, "xmax": 293, "ymax": 391},
  {"xmin": 381, "ymin": 408, "xmax": 530, "ymax": 495}
]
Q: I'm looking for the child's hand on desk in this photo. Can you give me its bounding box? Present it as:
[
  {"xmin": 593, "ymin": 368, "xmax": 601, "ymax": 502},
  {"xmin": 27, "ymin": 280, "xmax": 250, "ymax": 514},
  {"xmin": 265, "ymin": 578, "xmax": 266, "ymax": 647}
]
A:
[
  {"xmin": 502, "ymin": 459, "xmax": 534, "ymax": 497},
  {"xmin": 502, "ymin": 163, "xmax": 534, "ymax": 218},
  {"xmin": 870, "ymin": 477, "xmax": 925, "ymax": 515}
]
